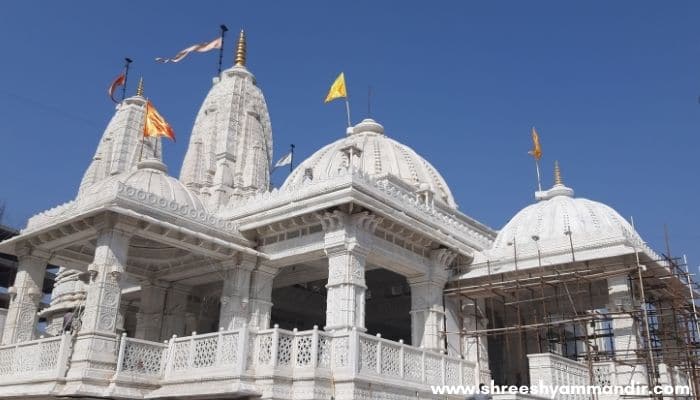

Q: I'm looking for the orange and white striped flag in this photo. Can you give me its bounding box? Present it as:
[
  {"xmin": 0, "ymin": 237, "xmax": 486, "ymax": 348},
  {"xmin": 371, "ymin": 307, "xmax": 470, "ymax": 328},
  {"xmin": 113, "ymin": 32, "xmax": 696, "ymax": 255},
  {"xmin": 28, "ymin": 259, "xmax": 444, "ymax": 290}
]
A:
[
  {"xmin": 108, "ymin": 73, "xmax": 125, "ymax": 103},
  {"xmin": 155, "ymin": 36, "xmax": 222, "ymax": 64},
  {"xmin": 144, "ymin": 100, "xmax": 175, "ymax": 141}
]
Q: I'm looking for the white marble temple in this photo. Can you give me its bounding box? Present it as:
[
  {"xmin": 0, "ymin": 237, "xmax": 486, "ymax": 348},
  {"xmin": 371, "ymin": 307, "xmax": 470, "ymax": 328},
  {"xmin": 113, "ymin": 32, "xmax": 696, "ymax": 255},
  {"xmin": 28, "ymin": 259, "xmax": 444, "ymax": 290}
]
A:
[{"xmin": 0, "ymin": 31, "xmax": 695, "ymax": 400}]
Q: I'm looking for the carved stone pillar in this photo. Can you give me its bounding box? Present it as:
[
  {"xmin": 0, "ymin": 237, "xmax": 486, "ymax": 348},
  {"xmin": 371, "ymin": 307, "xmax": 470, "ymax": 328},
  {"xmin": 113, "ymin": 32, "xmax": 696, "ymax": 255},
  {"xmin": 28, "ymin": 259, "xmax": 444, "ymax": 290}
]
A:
[
  {"xmin": 79, "ymin": 227, "xmax": 131, "ymax": 335},
  {"xmin": 249, "ymin": 265, "xmax": 276, "ymax": 330},
  {"xmin": 1, "ymin": 243, "xmax": 49, "ymax": 344},
  {"xmin": 607, "ymin": 274, "xmax": 649, "ymax": 386},
  {"xmin": 409, "ymin": 248, "xmax": 454, "ymax": 352},
  {"xmin": 219, "ymin": 255, "xmax": 256, "ymax": 330},
  {"xmin": 67, "ymin": 220, "xmax": 132, "ymax": 381},
  {"xmin": 134, "ymin": 280, "xmax": 167, "ymax": 341},
  {"xmin": 320, "ymin": 210, "xmax": 381, "ymax": 332},
  {"xmin": 160, "ymin": 284, "xmax": 191, "ymax": 338}
]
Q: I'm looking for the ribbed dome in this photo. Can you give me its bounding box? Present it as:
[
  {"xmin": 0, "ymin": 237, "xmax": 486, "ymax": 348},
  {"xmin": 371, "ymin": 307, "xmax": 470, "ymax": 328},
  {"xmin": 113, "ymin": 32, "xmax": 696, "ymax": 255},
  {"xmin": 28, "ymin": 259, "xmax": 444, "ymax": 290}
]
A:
[
  {"xmin": 121, "ymin": 159, "xmax": 206, "ymax": 211},
  {"xmin": 283, "ymin": 119, "xmax": 457, "ymax": 208},
  {"xmin": 492, "ymin": 181, "xmax": 639, "ymax": 250}
]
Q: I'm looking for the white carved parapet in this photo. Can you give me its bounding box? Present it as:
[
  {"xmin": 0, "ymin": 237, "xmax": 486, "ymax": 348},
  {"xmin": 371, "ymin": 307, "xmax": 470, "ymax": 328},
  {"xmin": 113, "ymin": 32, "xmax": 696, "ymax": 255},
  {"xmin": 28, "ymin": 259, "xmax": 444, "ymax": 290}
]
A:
[
  {"xmin": 114, "ymin": 333, "xmax": 168, "ymax": 381},
  {"xmin": 0, "ymin": 333, "xmax": 72, "ymax": 382},
  {"xmin": 109, "ymin": 325, "xmax": 481, "ymax": 399},
  {"xmin": 527, "ymin": 352, "xmax": 590, "ymax": 400},
  {"xmin": 161, "ymin": 327, "xmax": 249, "ymax": 381}
]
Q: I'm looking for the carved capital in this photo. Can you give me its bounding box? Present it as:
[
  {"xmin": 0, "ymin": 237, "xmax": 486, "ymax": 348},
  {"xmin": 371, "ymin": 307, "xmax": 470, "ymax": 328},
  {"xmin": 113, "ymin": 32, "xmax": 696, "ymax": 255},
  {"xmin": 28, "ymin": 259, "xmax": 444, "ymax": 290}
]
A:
[
  {"xmin": 318, "ymin": 210, "xmax": 346, "ymax": 232},
  {"xmin": 318, "ymin": 210, "xmax": 382, "ymax": 233},
  {"xmin": 15, "ymin": 241, "xmax": 51, "ymax": 263},
  {"xmin": 430, "ymin": 248, "xmax": 457, "ymax": 268},
  {"xmin": 92, "ymin": 212, "xmax": 137, "ymax": 238}
]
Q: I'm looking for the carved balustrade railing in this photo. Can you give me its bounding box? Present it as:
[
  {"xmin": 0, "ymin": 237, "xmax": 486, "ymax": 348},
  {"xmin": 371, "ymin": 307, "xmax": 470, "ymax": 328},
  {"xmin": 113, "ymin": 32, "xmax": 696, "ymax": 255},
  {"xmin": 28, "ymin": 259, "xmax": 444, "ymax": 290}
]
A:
[
  {"xmin": 354, "ymin": 330, "xmax": 476, "ymax": 387},
  {"xmin": 251, "ymin": 325, "xmax": 347, "ymax": 375},
  {"xmin": 0, "ymin": 333, "xmax": 71, "ymax": 382},
  {"xmin": 112, "ymin": 324, "xmax": 478, "ymax": 392},
  {"xmin": 115, "ymin": 334, "xmax": 169, "ymax": 380},
  {"xmin": 162, "ymin": 328, "xmax": 245, "ymax": 380},
  {"xmin": 527, "ymin": 352, "xmax": 591, "ymax": 400}
]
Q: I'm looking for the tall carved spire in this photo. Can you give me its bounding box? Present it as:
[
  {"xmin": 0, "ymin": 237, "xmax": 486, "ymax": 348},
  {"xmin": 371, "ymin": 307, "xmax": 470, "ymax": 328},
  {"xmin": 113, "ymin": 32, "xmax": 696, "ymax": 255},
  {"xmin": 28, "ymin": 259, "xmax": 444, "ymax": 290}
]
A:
[
  {"xmin": 78, "ymin": 84, "xmax": 161, "ymax": 196},
  {"xmin": 136, "ymin": 77, "xmax": 144, "ymax": 97},
  {"xmin": 234, "ymin": 29, "xmax": 246, "ymax": 67},
  {"xmin": 554, "ymin": 160, "xmax": 563, "ymax": 186},
  {"xmin": 181, "ymin": 27, "xmax": 272, "ymax": 210}
]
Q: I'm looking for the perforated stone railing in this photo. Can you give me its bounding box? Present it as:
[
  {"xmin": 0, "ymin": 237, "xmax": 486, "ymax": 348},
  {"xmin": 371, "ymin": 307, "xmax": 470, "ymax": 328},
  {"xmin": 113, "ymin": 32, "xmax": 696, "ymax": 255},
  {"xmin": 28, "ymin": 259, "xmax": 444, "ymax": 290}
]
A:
[
  {"xmin": 0, "ymin": 333, "xmax": 71, "ymax": 382},
  {"xmin": 115, "ymin": 334, "xmax": 169, "ymax": 379},
  {"xmin": 528, "ymin": 353, "xmax": 591, "ymax": 400},
  {"xmin": 591, "ymin": 361, "xmax": 614, "ymax": 387},
  {"xmin": 111, "ymin": 325, "xmax": 478, "ymax": 394},
  {"xmin": 251, "ymin": 325, "xmax": 344, "ymax": 373},
  {"xmin": 355, "ymin": 331, "xmax": 476, "ymax": 387},
  {"xmin": 162, "ymin": 328, "xmax": 245, "ymax": 379}
]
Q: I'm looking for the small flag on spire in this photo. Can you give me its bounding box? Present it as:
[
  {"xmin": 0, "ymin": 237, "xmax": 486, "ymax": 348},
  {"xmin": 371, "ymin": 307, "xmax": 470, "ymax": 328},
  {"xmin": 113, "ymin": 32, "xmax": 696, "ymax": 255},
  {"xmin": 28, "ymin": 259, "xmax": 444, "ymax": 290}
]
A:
[
  {"xmin": 325, "ymin": 72, "xmax": 347, "ymax": 103},
  {"xmin": 528, "ymin": 127, "xmax": 542, "ymax": 161},
  {"xmin": 144, "ymin": 100, "xmax": 175, "ymax": 141},
  {"xmin": 155, "ymin": 36, "xmax": 223, "ymax": 64},
  {"xmin": 108, "ymin": 73, "xmax": 126, "ymax": 103},
  {"xmin": 273, "ymin": 152, "xmax": 292, "ymax": 169}
]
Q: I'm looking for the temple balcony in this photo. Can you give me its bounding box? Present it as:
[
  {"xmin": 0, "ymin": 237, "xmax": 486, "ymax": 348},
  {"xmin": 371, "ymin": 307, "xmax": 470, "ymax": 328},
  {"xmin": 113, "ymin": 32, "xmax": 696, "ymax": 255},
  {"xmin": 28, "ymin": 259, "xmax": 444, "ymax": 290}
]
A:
[{"xmin": 0, "ymin": 325, "xmax": 479, "ymax": 399}]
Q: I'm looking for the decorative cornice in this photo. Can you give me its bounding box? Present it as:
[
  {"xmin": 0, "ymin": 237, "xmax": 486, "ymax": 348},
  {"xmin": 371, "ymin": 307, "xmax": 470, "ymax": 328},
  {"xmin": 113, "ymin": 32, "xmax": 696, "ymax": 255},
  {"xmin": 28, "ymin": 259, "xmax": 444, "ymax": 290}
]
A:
[{"xmin": 226, "ymin": 167, "xmax": 494, "ymax": 251}]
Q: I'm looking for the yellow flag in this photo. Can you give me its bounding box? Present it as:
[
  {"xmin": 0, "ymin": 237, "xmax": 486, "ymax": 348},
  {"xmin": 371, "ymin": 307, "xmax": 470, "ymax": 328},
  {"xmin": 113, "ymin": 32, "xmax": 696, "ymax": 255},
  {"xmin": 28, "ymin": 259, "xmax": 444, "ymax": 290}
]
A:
[
  {"xmin": 528, "ymin": 127, "xmax": 542, "ymax": 160},
  {"xmin": 144, "ymin": 100, "xmax": 176, "ymax": 141},
  {"xmin": 324, "ymin": 72, "xmax": 347, "ymax": 103}
]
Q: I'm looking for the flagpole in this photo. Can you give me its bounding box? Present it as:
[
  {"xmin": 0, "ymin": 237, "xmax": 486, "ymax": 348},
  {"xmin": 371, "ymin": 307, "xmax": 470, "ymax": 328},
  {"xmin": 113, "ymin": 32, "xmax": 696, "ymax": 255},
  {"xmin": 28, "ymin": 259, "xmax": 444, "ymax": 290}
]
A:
[
  {"xmin": 535, "ymin": 159, "xmax": 542, "ymax": 192},
  {"xmin": 122, "ymin": 58, "xmax": 133, "ymax": 102},
  {"xmin": 344, "ymin": 98, "xmax": 352, "ymax": 127},
  {"xmin": 139, "ymin": 97, "xmax": 147, "ymax": 162},
  {"xmin": 218, "ymin": 24, "xmax": 228, "ymax": 75},
  {"xmin": 290, "ymin": 144, "xmax": 295, "ymax": 173}
]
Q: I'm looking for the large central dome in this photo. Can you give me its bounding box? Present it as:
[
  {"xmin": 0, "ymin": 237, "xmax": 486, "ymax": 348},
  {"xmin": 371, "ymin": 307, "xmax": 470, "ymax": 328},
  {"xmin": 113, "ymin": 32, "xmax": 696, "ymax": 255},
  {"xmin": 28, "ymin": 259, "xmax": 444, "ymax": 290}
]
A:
[{"xmin": 283, "ymin": 119, "xmax": 457, "ymax": 208}]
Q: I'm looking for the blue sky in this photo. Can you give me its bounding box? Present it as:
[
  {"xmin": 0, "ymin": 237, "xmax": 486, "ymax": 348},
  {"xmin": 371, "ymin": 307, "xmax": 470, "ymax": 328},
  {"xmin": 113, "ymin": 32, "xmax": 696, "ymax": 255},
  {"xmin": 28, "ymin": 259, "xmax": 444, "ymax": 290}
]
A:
[{"xmin": 0, "ymin": 1, "xmax": 698, "ymax": 267}]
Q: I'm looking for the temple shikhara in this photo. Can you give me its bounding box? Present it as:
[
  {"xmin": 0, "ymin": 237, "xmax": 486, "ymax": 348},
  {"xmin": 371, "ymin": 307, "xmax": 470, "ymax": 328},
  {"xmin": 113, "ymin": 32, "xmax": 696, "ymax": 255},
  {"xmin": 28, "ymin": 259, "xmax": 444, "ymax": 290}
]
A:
[{"xmin": 0, "ymin": 31, "xmax": 697, "ymax": 400}]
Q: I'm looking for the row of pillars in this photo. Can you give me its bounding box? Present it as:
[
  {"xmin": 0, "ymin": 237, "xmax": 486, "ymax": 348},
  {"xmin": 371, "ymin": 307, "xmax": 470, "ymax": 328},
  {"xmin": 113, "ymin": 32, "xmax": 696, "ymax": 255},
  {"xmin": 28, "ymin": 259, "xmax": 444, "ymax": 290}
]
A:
[{"xmin": 2, "ymin": 210, "xmax": 455, "ymax": 358}]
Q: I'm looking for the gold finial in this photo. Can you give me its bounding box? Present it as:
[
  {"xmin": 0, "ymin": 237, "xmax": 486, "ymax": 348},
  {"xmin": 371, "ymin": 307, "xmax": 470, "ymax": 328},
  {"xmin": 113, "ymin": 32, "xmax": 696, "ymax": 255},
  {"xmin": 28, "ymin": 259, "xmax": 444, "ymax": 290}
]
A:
[
  {"xmin": 136, "ymin": 77, "xmax": 144, "ymax": 97},
  {"xmin": 554, "ymin": 160, "xmax": 563, "ymax": 186},
  {"xmin": 234, "ymin": 29, "xmax": 246, "ymax": 67}
]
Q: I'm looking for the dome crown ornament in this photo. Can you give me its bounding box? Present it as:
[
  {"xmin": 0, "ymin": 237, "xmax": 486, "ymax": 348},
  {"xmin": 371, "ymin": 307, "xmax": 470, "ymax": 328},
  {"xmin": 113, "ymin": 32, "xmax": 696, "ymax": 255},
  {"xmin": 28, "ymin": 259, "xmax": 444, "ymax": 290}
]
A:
[
  {"xmin": 136, "ymin": 77, "xmax": 144, "ymax": 97},
  {"xmin": 554, "ymin": 160, "xmax": 563, "ymax": 186},
  {"xmin": 535, "ymin": 160, "xmax": 574, "ymax": 201},
  {"xmin": 234, "ymin": 29, "xmax": 246, "ymax": 67}
]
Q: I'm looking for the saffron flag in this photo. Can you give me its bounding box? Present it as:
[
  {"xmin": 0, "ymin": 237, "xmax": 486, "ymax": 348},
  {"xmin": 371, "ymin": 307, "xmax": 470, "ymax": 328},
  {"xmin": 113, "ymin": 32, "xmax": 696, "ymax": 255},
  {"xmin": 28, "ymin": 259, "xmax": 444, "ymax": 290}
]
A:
[
  {"xmin": 108, "ymin": 73, "xmax": 126, "ymax": 103},
  {"xmin": 324, "ymin": 72, "xmax": 347, "ymax": 103},
  {"xmin": 155, "ymin": 36, "xmax": 223, "ymax": 63},
  {"xmin": 528, "ymin": 127, "xmax": 542, "ymax": 161},
  {"xmin": 273, "ymin": 152, "xmax": 293, "ymax": 169},
  {"xmin": 144, "ymin": 101, "xmax": 175, "ymax": 141}
]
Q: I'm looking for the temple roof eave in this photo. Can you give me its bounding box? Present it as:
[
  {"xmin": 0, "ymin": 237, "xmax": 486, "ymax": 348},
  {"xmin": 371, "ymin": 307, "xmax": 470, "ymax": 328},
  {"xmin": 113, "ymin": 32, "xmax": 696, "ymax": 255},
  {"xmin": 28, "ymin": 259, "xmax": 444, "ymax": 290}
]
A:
[
  {"xmin": 223, "ymin": 170, "xmax": 496, "ymax": 258},
  {"xmin": 0, "ymin": 183, "xmax": 262, "ymax": 261}
]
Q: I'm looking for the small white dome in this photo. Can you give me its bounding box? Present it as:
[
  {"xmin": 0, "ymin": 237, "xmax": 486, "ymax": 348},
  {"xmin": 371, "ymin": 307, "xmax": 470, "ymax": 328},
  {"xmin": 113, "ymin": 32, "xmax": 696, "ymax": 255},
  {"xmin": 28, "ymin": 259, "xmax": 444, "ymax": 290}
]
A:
[
  {"xmin": 492, "ymin": 181, "xmax": 640, "ymax": 251},
  {"xmin": 282, "ymin": 119, "xmax": 457, "ymax": 208},
  {"xmin": 121, "ymin": 159, "xmax": 206, "ymax": 211}
]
